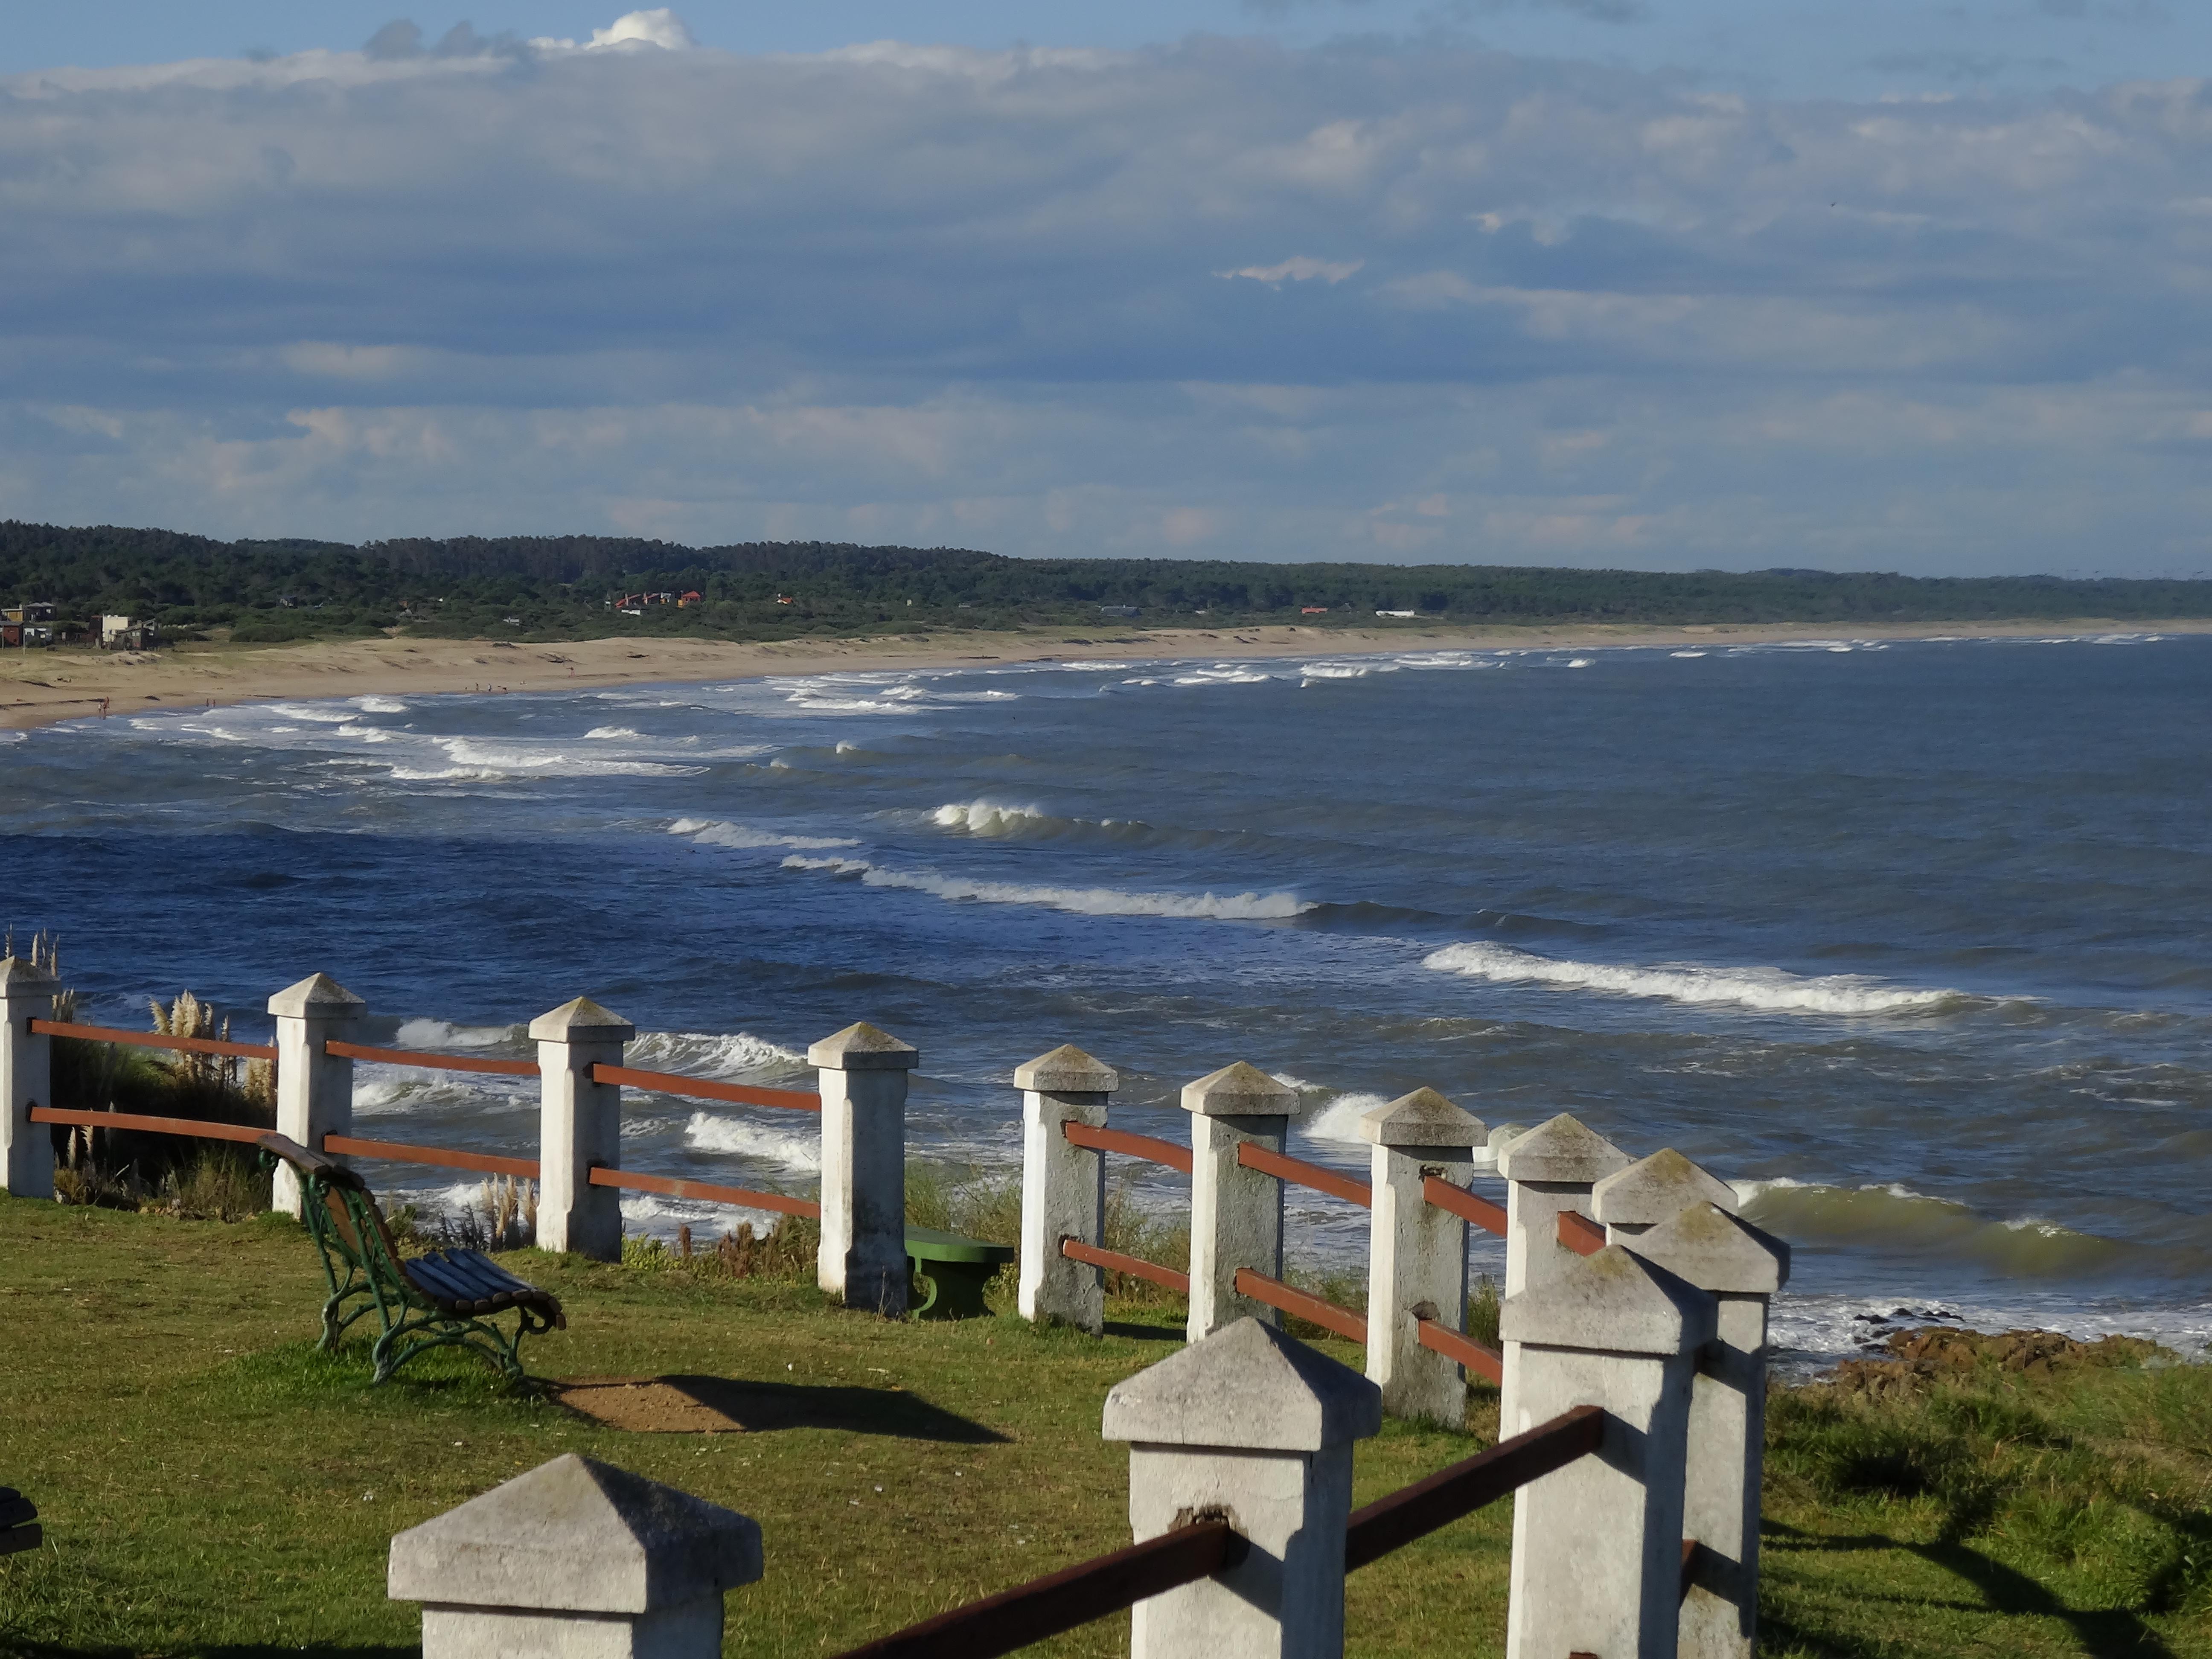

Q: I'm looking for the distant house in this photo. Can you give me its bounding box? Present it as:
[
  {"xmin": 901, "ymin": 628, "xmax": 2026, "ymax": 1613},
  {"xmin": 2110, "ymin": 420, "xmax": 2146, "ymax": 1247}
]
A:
[
  {"xmin": 3, "ymin": 602, "xmax": 56, "ymax": 625},
  {"xmin": 1300, "ymin": 606, "xmax": 1330, "ymax": 615},
  {"xmin": 677, "ymin": 591, "xmax": 703, "ymax": 607},
  {"xmin": 101, "ymin": 614, "xmax": 158, "ymax": 650}
]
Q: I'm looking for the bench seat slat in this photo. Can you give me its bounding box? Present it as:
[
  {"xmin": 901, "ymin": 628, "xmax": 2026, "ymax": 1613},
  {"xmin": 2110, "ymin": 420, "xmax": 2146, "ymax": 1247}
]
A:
[{"xmin": 402, "ymin": 1254, "xmax": 487, "ymax": 1312}]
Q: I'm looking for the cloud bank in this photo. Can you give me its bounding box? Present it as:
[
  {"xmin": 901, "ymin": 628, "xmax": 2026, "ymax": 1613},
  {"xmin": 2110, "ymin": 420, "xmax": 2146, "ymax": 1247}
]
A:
[{"xmin": 1, "ymin": 26, "xmax": 2208, "ymax": 571}]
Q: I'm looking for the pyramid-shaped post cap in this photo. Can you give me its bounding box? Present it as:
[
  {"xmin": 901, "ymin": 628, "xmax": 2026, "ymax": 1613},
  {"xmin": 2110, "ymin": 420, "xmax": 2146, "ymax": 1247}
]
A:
[
  {"xmin": 529, "ymin": 996, "xmax": 635, "ymax": 1042},
  {"xmin": 1626, "ymin": 1201, "xmax": 1790, "ymax": 1295},
  {"xmin": 808, "ymin": 1021, "xmax": 919, "ymax": 1070},
  {"xmin": 267, "ymin": 972, "xmax": 366, "ymax": 1019},
  {"xmin": 1359, "ymin": 1087, "xmax": 1486, "ymax": 1150},
  {"xmin": 1180, "ymin": 1061, "xmax": 1297, "ymax": 1118},
  {"xmin": 387, "ymin": 1453, "xmax": 761, "ymax": 1614},
  {"xmin": 1496, "ymin": 1112, "xmax": 1631, "ymax": 1185},
  {"xmin": 1592, "ymin": 1148, "xmax": 1738, "ymax": 1227},
  {"xmin": 1014, "ymin": 1043, "xmax": 1118, "ymax": 1094},
  {"xmin": 1103, "ymin": 1318, "xmax": 1382, "ymax": 1452},
  {"xmin": 0, "ymin": 955, "xmax": 60, "ymax": 996},
  {"xmin": 1499, "ymin": 1245, "xmax": 1717, "ymax": 1358}
]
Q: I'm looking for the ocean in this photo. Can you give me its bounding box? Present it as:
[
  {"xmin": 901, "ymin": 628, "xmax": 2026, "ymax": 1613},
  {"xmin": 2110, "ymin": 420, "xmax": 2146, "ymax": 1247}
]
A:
[{"xmin": 4, "ymin": 630, "xmax": 2207, "ymax": 1366}]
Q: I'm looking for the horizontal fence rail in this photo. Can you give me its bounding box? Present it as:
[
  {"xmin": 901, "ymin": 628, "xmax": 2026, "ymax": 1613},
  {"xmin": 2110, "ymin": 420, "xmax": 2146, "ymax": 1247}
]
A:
[
  {"xmin": 1060, "ymin": 1237, "xmax": 1190, "ymax": 1295},
  {"xmin": 1416, "ymin": 1318, "xmax": 1505, "ymax": 1385},
  {"xmin": 1236, "ymin": 1141, "xmax": 1372, "ymax": 1207},
  {"xmin": 30, "ymin": 1019, "xmax": 276, "ymax": 1062},
  {"xmin": 323, "ymin": 1039, "xmax": 537, "ymax": 1077},
  {"xmin": 831, "ymin": 1517, "xmax": 1241, "ymax": 1659},
  {"xmin": 590, "ymin": 1063, "xmax": 820, "ymax": 1112},
  {"xmin": 587, "ymin": 1165, "xmax": 820, "ymax": 1220},
  {"xmin": 320, "ymin": 1134, "xmax": 540, "ymax": 1180},
  {"xmin": 1557, "ymin": 1210, "xmax": 1607, "ymax": 1256},
  {"xmin": 1233, "ymin": 1267, "xmax": 1368, "ymax": 1344},
  {"xmin": 1422, "ymin": 1174, "xmax": 1508, "ymax": 1238},
  {"xmin": 1061, "ymin": 1119, "xmax": 1193, "ymax": 1174},
  {"xmin": 29, "ymin": 1105, "xmax": 271, "ymax": 1145},
  {"xmin": 1343, "ymin": 1404, "xmax": 1605, "ymax": 1571}
]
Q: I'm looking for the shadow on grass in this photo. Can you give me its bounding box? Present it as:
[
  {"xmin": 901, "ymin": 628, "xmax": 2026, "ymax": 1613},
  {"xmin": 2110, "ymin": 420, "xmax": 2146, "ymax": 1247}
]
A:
[
  {"xmin": 560, "ymin": 1374, "xmax": 1013, "ymax": 1444},
  {"xmin": 3, "ymin": 1647, "xmax": 415, "ymax": 1659},
  {"xmin": 1101, "ymin": 1318, "xmax": 1182, "ymax": 1343},
  {"xmin": 1764, "ymin": 1519, "xmax": 2177, "ymax": 1659}
]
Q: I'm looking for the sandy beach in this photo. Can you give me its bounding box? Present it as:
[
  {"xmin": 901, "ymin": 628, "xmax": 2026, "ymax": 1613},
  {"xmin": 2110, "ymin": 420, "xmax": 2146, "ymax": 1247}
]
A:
[{"xmin": 3, "ymin": 616, "xmax": 2204, "ymax": 733}]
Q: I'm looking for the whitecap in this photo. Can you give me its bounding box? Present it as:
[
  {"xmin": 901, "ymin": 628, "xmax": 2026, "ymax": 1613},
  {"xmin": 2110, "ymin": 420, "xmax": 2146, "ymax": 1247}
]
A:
[
  {"xmin": 263, "ymin": 703, "xmax": 357, "ymax": 724},
  {"xmin": 1422, "ymin": 942, "xmax": 1961, "ymax": 1016},
  {"xmin": 780, "ymin": 854, "xmax": 1313, "ymax": 920},
  {"xmin": 1566, "ymin": 658, "xmax": 1592, "ymax": 669},
  {"xmin": 679, "ymin": 818, "xmax": 860, "ymax": 851},
  {"xmin": 585, "ymin": 725, "xmax": 644, "ymax": 740},
  {"xmin": 932, "ymin": 800, "xmax": 1052, "ymax": 836},
  {"xmin": 394, "ymin": 1016, "xmax": 527, "ymax": 1051},
  {"xmin": 1300, "ymin": 1092, "xmax": 1392, "ymax": 1144},
  {"xmin": 354, "ymin": 696, "xmax": 409, "ymax": 713},
  {"xmin": 685, "ymin": 1111, "xmax": 822, "ymax": 1172},
  {"xmin": 1670, "ymin": 650, "xmax": 1707, "ymax": 659},
  {"xmin": 628, "ymin": 1029, "xmax": 809, "ymax": 1078}
]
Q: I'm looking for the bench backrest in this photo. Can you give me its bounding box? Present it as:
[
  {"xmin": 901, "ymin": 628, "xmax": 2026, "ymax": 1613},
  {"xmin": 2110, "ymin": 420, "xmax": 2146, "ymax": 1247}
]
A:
[{"xmin": 260, "ymin": 1132, "xmax": 418, "ymax": 1304}]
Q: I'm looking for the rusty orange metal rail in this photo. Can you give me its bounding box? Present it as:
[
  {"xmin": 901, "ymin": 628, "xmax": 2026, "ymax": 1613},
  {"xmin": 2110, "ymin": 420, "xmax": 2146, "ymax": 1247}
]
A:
[
  {"xmin": 1060, "ymin": 1237, "xmax": 1189, "ymax": 1295},
  {"xmin": 587, "ymin": 1165, "xmax": 820, "ymax": 1219},
  {"xmin": 1344, "ymin": 1404, "xmax": 1605, "ymax": 1570},
  {"xmin": 29, "ymin": 1105, "xmax": 271, "ymax": 1144},
  {"xmin": 1417, "ymin": 1318, "xmax": 1505, "ymax": 1385},
  {"xmin": 324, "ymin": 1039, "xmax": 537, "ymax": 1077},
  {"xmin": 31, "ymin": 1019, "xmax": 275, "ymax": 1062},
  {"xmin": 1061, "ymin": 1119, "xmax": 1193, "ymax": 1173},
  {"xmin": 1235, "ymin": 1142, "xmax": 1371, "ymax": 1207},
  {"xmin": 1422, "ymin": 1173, "xmax": 1507, "ymax": 1237},
  {"xmin": 832, "ymin": 1518, "xmax": 1241, "ymax": 1659},
  {"xmin": 590, "ymin": 1063, "xmax": 819, "ymax": 1112},
  {"xmin": 1233, "ymin": 1267, "xmax": 1368, "ymax": 1344},
  {"xmin": 1557, "ymin": 1210, "xmax": 1606, "ymax": 1256},
  {"xmin": 322, "ymin": 1133, "xmax": 540, "ymax": 1179}
]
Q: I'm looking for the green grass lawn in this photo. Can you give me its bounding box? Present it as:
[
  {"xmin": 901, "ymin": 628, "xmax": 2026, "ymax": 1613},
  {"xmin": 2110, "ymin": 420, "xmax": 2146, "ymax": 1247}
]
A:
[{"xmin": 2, "ymin": 1195, "xmax": 2207, "ymax": 1658}]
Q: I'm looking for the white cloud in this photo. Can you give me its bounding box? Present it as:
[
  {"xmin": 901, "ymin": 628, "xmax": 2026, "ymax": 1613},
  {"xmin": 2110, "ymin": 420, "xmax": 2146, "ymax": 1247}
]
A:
[
  {"xmin": 531, "ymin": 9, "xmax": 696, "ymax": 53},
  {"xmin": 0, "ymin": 37, "xmax": 2209, "ymax": 573}
]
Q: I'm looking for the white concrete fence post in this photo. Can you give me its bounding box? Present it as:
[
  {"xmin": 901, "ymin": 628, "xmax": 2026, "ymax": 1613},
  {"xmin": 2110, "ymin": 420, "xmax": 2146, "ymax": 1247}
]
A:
[
  {"xmin": 0, "ymin": 954, "xmax": 59, "ymax": 1199},
  {"xmin": 389, "ymin": 1453, "xmax": 762, "ymax": 1659},
  {"xmin": 1618, "ymin": 1199, "xmax": 1790, "ymax": 1659},
  {"xmin": 1592, "ymin": 1147, "xmax": 1740, "ymax": 1248},
  {"xmin": 1360, "ymin": 1086, "xmax": 1486, "ymax": 1429},
  {"xmin": 268, "ymin": 972, "xmax": 366, "ymax": 1220},
  {"xmin": 1016, "ymin": 1042, "xmax": 1119, "ymax": 1335},
  {"xmin": 532, "ymin": 997, "xmax": 634, "ymax": 1261},
  {"xmin": 1495, "ymin": 1112, "xmax": 1630, "ymax": 1425},
  {"xmin": 1181, "ymin": 1061, "xmax": 1297, "ymax": 1344},
  {"xmin": 1499, "ymin": 1245, "xmax": 1717, "ymax": 1659},
  {"xmin": 1103, "ymin": 1316, "xmax": 1381, "ymax": 1659},
  {"xmin": 810, "ymin": 1021, "xmax": 918, "ymax": 1316}
]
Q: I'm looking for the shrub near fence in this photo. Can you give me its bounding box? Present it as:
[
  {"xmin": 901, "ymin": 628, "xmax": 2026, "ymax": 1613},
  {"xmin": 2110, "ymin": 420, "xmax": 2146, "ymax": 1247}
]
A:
[{"xmin": 0, "ymin": 955, "xmax": 1790, "ymax": 1657}]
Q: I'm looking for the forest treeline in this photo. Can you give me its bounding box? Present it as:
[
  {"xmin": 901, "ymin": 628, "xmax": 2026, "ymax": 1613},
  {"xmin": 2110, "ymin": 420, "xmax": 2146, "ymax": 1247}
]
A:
[{"xmin": 5, "ymin": 519, "xmax": 2208, "ymax": 644}]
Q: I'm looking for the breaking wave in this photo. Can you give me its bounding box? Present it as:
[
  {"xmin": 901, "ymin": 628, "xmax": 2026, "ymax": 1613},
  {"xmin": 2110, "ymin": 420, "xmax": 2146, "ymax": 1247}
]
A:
[
  {"xmin": 628, "ymin": 1029, "xmax": 809, "ymax": 1079},
  {"xmin": 931, "ymin": 799, "xmax": 1054, "ymax": 836},
  {"xmin": 1300, "ymin": 1092, "xmax": 1391, "ymax": 1145},
  {"xmin": 1735, "ymin": 1179, "xmax": 2136, "ymax": 1279},
  {"xmin": 780, "ymin": 854, "xmax": 1314, "ymax": 920},
  {"xmin": 672, "ymin": 817, "xmax": 860, "ymax": 851},
  {"xmin": 1422, "ymin": 942, "xmax": 1962, "ymax": 1016},
  {"xmin": 354, "ymin": 696, "xmax": 409, "ymax": 713},
  {"xmin": 684, "ymin": 1111, "xmax": 822, "ymax": 1172},
  {"xmin": 393, "ymin": 1017, "xmax": 526, "ymax": 1051}
]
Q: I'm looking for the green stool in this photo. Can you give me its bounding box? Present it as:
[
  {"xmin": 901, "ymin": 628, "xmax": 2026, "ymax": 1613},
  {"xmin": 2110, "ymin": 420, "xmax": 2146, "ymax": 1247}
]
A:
[{"xmin": 904, "ymin": 1226, "xmax": 1016, "ymax": 1319}]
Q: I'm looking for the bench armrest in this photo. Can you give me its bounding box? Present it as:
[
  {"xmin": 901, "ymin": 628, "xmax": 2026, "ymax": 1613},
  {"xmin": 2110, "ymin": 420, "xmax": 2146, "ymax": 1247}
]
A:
[{"xmin": 257, "ymin": 1131, "xmax": 368, "ymax": 1190}]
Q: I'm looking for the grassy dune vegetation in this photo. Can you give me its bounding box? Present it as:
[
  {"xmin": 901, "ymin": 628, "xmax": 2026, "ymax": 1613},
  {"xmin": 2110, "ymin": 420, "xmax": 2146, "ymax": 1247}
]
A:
[{"xmin": 2, "ymin": 1195, "xmax": 2208, "ymax": 1659}]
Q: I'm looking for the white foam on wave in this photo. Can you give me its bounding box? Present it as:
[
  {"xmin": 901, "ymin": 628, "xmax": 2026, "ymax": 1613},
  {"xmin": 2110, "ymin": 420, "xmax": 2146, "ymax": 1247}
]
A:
[
  {"xmin": 354, "ymin": 696, "xmax": 409, "ymax": 713},
  {"xmin": 1423, "ymin": 942, "xmax": 1959, "ymax": 1015},
  {"xmin": 394, "ymin": 1016, "xmax": 526, "ymax": 1051},
  {"xmin": 1173, "ymin": 665, "xmax": 1273, "ymax": 687},
  {"xmin": 263, "ymin": 702, "xmax": 357, "ymax": 724},
  {"xmin": 629, "ymin": 1029, "xmax": 809, "ymax": 1078},
  {"xmin": 1670, "ymin": 650, "xmax": 1708, "ymax": 658},
  {"xmin": 1301, "ymin": 662, "xmax": 1384, "ymax": 681},
  {"xmin": 585, "ymin": 725, "xmax": 644, "ymax": 740},
  {"xmin": 1566, "ymin": 658, "xmax": 1593, "ymax": 668},
  {"xmin": 932, "ymin": 800, "xmax": 1052, "ymax": 836},
  {"xmin": 423, "ymin": 737, "xmax": 707, "ymax": 779},
  {"xmin": 673, "ymin": 817, "xmax": 859, "ymax": 851},
  {"xmin": 685, "ymin": 1111, "xmax": 822, "ymax": 1171},
  {"xmin": 781, "ymin": 854, "xmax": 1314, "ymax": 920},
  {"xmin": 1301, "ymin": 1092, "xmax": 1391, "ymax": 1144}
]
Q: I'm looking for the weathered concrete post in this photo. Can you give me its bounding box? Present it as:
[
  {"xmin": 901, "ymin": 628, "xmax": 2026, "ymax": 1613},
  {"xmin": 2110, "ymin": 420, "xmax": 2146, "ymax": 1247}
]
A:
[
  {"xmin": 810, "ymin": 1021, "xmax": 918, "ymax": 1316},
  {"xmin": 1496, "ymin": 1112, "xmax": 1629, "ymax": 1424},
  {"xmin": 1359, "ymin": 1086, "xmax": 1486, "ymax": 1428},
  {"xmin": 1104, "ymin": 1316, "xmax": 1381, "ymax": 1659},
  {"xmin": 1016, "ymin": 1042, "xmax": 1118, "ymax": 1334},
  {"xmin": 268, "ymin": 972, "xmax": 366, "ymax": 1220},
  {"xmin": 0, "ymin": 955, "xmax": 58, "ymax": 1199},
  {"xmin": 389, "ymin": 1453, "xmax": 761, "ymax": 1659},
  {"xmin": 1181, "ymin": 1061, "xmax": 1297, "ymax": 1343},
  {"xmin": 1592, "ymin": 1146, "xmax": 1739, "ymax": 1246},
  {"xmin": 532, "ymin": 997, "xmax": 634, "ymax": 1261},
  {"xmin": 1621, "ymin": 1200, "xmax": 1790, "ymax": 1659},
  {"xmin": 1499, "ymin": 1246, "xmax": 1717, "ymax": 1659}
]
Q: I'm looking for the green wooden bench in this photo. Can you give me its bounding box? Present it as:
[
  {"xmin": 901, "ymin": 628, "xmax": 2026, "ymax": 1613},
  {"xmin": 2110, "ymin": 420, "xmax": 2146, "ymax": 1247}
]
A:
[
  {"xmin": 905, "ymin": 1225, "xmax": 1016, "ymax": 1320},
  {"xmin": 259, "ymin": 1132, "xmax": 565, "ymax": 1385}
]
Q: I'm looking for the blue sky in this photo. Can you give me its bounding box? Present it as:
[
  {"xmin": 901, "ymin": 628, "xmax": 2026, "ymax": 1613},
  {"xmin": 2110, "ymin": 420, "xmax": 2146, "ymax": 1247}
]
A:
[{"xmin": 3, "ymin": 5, "xmax": 2209, "ymax": 573}]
